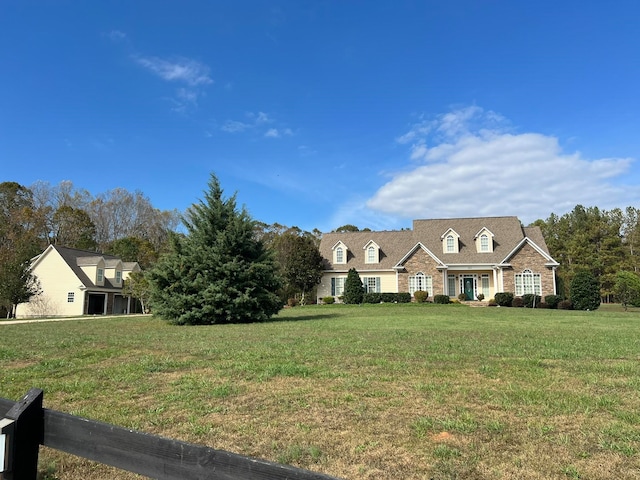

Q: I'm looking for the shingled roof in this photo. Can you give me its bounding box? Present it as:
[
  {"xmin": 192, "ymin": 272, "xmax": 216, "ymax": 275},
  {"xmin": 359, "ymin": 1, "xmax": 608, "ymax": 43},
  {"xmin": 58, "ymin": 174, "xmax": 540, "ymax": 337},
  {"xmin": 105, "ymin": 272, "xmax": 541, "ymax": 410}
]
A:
[{"xmin": 319, "ymin": 217, "xmax": 553, "ymax": 271}]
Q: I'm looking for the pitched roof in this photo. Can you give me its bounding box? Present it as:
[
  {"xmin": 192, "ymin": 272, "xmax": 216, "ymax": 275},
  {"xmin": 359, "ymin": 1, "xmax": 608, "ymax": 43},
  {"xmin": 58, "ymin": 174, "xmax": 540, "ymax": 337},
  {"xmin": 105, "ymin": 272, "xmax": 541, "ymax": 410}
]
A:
[
  {"xmin": 47, "ymin": 245, "xmax": 127, "ymax": 290},
  {"xmin": 319, "ymin": 217, "xmax": 554, "ymax": 270}
]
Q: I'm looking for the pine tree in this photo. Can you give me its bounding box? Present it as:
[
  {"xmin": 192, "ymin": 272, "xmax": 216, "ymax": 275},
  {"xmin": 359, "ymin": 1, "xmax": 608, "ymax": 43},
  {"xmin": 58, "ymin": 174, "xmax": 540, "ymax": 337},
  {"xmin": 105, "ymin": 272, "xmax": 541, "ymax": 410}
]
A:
[
  {"xmin": 343, "ymin": 268, "xmax": 364, "ymax": 304},
  {"xmin": 148, "ymin": 174, "xmax": 282, "ymax": 324}
]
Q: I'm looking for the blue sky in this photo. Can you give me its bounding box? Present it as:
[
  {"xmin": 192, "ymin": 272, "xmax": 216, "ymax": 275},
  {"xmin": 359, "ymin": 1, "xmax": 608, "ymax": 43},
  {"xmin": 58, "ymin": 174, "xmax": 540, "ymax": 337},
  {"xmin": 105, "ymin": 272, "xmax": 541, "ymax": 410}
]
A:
[{"xmin": 3, "ymin": 1, "xmax": 640, "ymax": 233}]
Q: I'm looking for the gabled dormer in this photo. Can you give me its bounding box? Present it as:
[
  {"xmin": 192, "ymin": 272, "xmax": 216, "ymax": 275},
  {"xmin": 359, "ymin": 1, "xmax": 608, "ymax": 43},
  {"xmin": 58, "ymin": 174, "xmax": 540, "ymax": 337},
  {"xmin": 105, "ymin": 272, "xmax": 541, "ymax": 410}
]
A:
[
  {"xmin": 332, "ymin": 241, "xmax": 348, "ymax": 265},
  {"xmin": 441, "ymin": 228, "xmax": 460, "ymax": 254},
  {"xmin": 77, "ymin": 255, "xmax": 106, "ymax": 286},
  {"xmin": 474, "ymin": 227, "xmax": 495, "ymax": 253},
  {"xmin": 363, "ymin": 240, "xmax": 380, "ymax": 264},
  {"xmin": 105, "ymin": 258, "xmax": 124, "ymax": 286}
]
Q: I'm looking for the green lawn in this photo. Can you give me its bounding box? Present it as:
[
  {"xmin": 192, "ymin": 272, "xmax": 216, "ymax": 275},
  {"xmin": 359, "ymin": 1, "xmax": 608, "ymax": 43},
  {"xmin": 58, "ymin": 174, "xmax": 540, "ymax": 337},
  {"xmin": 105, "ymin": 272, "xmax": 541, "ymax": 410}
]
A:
[{"xmin": 1, "ymin": 304, "xmax": 639, "ymax": 479}]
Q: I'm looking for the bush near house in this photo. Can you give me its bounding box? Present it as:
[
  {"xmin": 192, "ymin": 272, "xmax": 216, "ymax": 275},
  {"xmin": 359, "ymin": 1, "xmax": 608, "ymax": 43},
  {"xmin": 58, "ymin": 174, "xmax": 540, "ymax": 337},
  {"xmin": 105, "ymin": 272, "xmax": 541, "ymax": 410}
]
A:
[
  {"xmin": 494, "ymin": 292, "xmax": 514, "ymax": 307},
  {"xmin": 413, "ymin": 291, "xmax": 429, "ymax": 303},
  {"xmin": 433, "ymin": 294, "xmax": 450, "ymax": 304},
  {"xmin": 522, "ymin": 294, "xmax": 542, "ymax": 308},
  {"xmin": 544, "ymin": 295, "xmax": 563, "ymax": 309},
  {"xmin": 363, "ymin": 293, "xmax": 382, "ymax": 304},
  {"xmin": 512, "ymin": 297, "xmax": 525, "ymax": 307},
  {"xmin": 322, "ymin": 296, "xmax": 335, "ymax": 304}
]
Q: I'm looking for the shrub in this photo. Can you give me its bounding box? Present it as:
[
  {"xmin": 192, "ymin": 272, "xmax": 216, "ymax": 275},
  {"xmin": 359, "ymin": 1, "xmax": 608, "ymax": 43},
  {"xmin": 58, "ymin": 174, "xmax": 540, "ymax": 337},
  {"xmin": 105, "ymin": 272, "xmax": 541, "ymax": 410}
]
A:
[
  {"xmin": 397, "ymin": 292, "xmax": 412, "ymax": 303},
  {"xmin": 537, "ymin": 302, "xmax": 549, "ymax": 309},
  {"xmin": 570, "ymin": 270, "xmax": 600, "ymax": 311},
  {"xmin": 458, "ymin": 293, "xmax": 467, "ymax": 302},
  {"xmin": 544, "ymin": 295, "xmax": 562, "ymax": 309},
  {"xmin": 381, "ymin": 292, "xmax": 397, "ymax": 303},
  {"xmin": 414, "ymin": 290, "xmax": 429, "ymax": 303},
  {"xmin": 363, "ymin": 292, "xmax": 382, "ymax": 304},
  {"xmin": 476, "ymin": 293, "xmax": 485, "ymax": 301},
  {"xmin": 558, "ymin": 299, "xmax": 573, "ymax": 310},
  {"xmin": 322, "ymin": 296, "xmax": 335, "ymax": 304},
  {"xmin": 494, "ymin": 292, "xmax": 514, "ymax": 307},
  {"xmin": 287, "ymin": 297, "xmax": 299, "ymax": 307},
  {"xmin": 522, "ymin": 294, "xmax": 542, "ymax": 308},
  {"xmin": 512, "ymin": 297, "xmax": 524, "ymax": 307},
  {"xmin": 433, "ymin": 294, "xmax": 450, "ymax": 304},
  {"xmin": 488, "ymin": 299, "xmax": 498, "ymax": 307},
  {"xmin": 343, "ymin": 268, "xmax": 365, "ymax": 304}
]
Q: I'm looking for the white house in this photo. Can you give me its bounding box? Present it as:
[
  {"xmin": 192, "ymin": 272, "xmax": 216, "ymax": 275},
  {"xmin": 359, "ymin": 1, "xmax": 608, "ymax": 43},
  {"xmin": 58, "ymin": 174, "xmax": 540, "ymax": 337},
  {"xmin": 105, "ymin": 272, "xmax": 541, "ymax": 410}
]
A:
[{"xmin": 15, "ymin": 245, "xmax": 141, "ymax": 318}]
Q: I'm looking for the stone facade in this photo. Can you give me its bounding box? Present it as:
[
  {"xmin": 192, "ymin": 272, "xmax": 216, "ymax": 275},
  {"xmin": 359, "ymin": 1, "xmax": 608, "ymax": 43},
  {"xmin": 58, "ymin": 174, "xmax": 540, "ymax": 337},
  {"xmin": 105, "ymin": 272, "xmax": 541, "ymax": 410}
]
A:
[
  {"xmin": 398, "ymin": 248, "xmax": 444, "ymax": 295},
  {"xmin": 502, "ymin": 243, "xmax": 556, "ymax": 296}
]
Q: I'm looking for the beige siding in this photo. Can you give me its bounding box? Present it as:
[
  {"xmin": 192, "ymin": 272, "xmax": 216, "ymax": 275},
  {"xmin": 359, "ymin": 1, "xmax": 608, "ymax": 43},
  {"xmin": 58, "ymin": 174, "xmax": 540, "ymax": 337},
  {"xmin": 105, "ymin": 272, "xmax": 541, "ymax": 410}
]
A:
[
  {"xmin": 317, "ymin": 271, "xmax": 398, "ymax": 302},
  {"xmin": 16, "ymin": 250, "xmax": 85, "ymax": 318}
]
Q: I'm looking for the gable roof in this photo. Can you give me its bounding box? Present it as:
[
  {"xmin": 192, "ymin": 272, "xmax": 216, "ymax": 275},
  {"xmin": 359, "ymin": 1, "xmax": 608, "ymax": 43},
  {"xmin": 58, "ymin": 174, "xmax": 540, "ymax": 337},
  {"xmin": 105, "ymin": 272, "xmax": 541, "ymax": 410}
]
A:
[
  {"xmin": 33, "ymin": 245, "xmax": 134, "ymax": 290},
  {"xmin": 319, "ymin": 217, "xmax": 556, "ymax": 270}
]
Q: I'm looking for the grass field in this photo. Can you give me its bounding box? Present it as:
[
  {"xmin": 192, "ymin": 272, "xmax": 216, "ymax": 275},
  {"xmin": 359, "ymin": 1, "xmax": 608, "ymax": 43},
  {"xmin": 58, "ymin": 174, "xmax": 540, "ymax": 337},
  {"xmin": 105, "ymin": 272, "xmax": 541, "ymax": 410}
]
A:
[{"xmin": 1, "ymin": 304, "xmax": 639, "ymax": 479}]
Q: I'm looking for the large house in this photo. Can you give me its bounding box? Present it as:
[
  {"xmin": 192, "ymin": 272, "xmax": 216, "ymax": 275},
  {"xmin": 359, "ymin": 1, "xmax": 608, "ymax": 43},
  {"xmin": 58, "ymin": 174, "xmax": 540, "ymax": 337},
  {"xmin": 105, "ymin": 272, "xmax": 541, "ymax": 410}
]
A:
[
  {"xmin": 317, "ymin": 217, "xmax": 559, "ymax": 302},
  {"xmin": 15, "ymin": 245, "xmax": 141, "ymax": 318}
]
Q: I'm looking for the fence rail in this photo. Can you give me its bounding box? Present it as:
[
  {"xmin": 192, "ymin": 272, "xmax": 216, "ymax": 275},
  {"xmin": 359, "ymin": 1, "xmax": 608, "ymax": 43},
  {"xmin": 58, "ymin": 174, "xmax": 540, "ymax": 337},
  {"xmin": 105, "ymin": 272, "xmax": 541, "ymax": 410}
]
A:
[{"xmin": 0, "ymin": 389, "xmax": 342, "ymax": 480}]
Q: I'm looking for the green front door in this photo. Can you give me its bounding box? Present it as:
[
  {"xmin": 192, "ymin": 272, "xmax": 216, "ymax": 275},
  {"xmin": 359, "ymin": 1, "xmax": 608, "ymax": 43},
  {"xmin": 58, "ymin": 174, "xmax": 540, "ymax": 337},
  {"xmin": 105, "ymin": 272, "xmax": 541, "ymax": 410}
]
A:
[{"xmin": 464, "ymin": 278, "xmax": 474, "ymax": 300}]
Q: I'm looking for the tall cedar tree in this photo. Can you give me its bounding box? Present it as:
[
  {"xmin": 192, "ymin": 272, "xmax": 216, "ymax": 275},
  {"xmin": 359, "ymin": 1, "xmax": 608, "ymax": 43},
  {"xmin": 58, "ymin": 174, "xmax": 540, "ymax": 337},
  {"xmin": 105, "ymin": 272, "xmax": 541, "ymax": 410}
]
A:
[
  {"xmin": 343, "ymin": 268, "xmax": 365, "ymax": 304},
  {"xmin": 148, "ymin": 174, "xmax": 282, "ymax": 325},
  {"xmin": 569, "ymin": 270, "xmax": 601, "ymax": 311}
]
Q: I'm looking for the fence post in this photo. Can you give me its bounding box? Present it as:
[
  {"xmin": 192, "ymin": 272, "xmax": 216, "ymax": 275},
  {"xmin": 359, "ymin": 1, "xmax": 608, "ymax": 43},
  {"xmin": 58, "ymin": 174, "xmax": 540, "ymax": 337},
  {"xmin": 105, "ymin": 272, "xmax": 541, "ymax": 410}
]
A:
[{"xmin": 2, "ymin": 388, "xmax": 44, "ymax": 480}]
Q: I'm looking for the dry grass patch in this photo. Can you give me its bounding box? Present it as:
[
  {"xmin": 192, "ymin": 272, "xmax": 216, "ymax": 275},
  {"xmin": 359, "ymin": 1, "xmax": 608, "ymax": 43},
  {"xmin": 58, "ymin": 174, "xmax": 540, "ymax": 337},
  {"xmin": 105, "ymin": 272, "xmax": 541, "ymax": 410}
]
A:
[{"xmin": 1, "ymin": 304, "xmax": 639, "ymax": 479}]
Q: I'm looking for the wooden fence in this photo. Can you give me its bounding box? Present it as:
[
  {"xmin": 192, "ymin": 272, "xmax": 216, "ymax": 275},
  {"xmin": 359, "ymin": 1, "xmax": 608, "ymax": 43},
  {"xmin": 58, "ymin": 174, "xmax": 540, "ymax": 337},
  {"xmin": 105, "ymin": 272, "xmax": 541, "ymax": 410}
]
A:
[{"xmin": 0, "ymin": 389, "xmax": 343, "ymax": 480}]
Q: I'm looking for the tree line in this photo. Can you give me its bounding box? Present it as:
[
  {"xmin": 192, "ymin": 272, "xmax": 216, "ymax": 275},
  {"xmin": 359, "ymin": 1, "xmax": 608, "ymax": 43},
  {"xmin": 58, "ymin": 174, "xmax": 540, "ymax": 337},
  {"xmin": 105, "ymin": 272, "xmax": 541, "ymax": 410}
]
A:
[
  {"xmin": 0, "ymin": 179, "xmax": 324, "ymax": 318},
  {"xmin": 532, "ymin": 204, "xmax": 640, "ymax": 302},
  {"xmin": 3, "ymin": 176, "xmax": 640, "ymax": 319}
]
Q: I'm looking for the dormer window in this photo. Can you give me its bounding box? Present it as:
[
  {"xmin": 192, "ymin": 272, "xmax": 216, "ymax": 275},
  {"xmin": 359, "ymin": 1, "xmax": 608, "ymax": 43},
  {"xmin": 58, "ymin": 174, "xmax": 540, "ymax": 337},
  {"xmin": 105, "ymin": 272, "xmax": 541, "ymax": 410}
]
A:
[
  {"xmin": 97, "ymin": 268, "xmax": 104, "ymax": 283},
  {"xmin": 332, "ymin": 241, "xmax": 348, "ymax": 264},
  {"xmin": 446, "ymin": 235, "xmax": 455, "ymax": 252},
  {"xmin": 116, "ymin": 270, "xmax": 122, "ymax": 284},
  {"xmin": 475, "ymin": 228, "xmax": 494, "ymax": 253},
  {"xmin": 441, "ymin": 229, "xmax": 460, "ymax": 254},
  {"xmin": 363, "ymin": 241, "xmax": 380, "ymax": 264},
  {"xmin": 480, "ymin": 234, "xmax": 489, "ymax": 252}
]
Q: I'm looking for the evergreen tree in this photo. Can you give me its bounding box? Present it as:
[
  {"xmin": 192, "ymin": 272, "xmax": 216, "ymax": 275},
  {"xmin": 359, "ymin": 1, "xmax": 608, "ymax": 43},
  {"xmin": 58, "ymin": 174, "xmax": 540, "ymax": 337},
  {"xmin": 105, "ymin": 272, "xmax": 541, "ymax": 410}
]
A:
[
  {"xmin": 343, "ymin": 268, "xmax": 364, "ymax": 304},
  {"xmin": 614, "ymin": 271, "xmax": 640, "ymax": 310},
  {"xmin": 148, "ymin": 174, "xmax": 282, "ymax": 325},
  {"xmin": 569, "ymin": 270, "xmax": 601, "ymax": 311}
]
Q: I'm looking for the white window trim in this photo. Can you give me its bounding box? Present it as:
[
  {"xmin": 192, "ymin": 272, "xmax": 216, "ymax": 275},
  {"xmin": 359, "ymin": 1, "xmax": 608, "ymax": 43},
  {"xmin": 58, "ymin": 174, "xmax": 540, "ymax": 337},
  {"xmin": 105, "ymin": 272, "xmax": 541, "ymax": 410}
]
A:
[
  {"xmin": 515, "ymin": 269, "xmax": 541, "ymax": 296},
  {"xmin": 409, "ymin": 272, "xmax": 432, "ymax": 295}
]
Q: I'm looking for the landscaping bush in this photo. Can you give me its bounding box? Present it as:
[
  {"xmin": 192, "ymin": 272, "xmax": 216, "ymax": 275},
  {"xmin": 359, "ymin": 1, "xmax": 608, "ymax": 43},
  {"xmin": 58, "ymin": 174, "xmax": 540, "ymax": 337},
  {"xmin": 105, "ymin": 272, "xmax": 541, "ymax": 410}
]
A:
[
  {"xmin": 512, "ymin": 296, "xmax": 524, "ymax": 307},
  {"xmin": 413, "ymin": 290, "xmax": 429, "ymax": 303},
  {"xmin": 476, "ymin": 293, "xmax": 485, "ymax": 301},
  {"xmin": 322, "ymin": 296, "xmax": 335, "ymax": 304},
  {"xmin": 380, "ymin": 292, "xmax": 396, "ymax": 303},
  {"xmin": 570, "ymin": 270, "xmax": 600, "ymax": 311},
  {"xmin": 343, "ymin": 268, "xmax": 365, "ymax": 304},
  {"xmin": 558, "ymin": 299, "xmax": 573, "ymax": 310},
  {"xmin": 458, "ymin": 293, "xmax": 467, "ymax": 302},
  {"xmin": 537, "ymin": 302, "xmax": 549, "ymax": 308},
  {"xmin": 397, "ymin": 292, "xmax": 412, "ymax": 303},
  {"xmin": 544, "ymin": 295, "xmax": 562, "ymax": 309},
  {"xmin": 433, "ymin": 294, "xmax": 450, "ymax": 304},
  {"xmin": 522, "ymin": 294, "xmax": 542, "ymax": 308},
  {"xmin": 287, "ymin": 297, "xmax": 299, "ymax": 307},
  {"xmin": 363, "ymin": 292, "xmax": 382, "ymax": 304},
  {"xmin": 488, "ymin": 299, "xmax": 498, "ymax": 306},
  {"xmin": 494, "ymin": 292, "xmax": 514, "ymax": 307}
]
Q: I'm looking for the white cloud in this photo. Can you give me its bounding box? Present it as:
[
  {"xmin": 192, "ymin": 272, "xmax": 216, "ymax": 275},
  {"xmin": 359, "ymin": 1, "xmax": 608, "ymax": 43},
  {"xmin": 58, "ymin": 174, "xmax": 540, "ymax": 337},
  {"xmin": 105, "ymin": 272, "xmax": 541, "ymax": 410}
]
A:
[
  {"xmin": 366, "ymin": 106, "xmax": 636, "ymax": 224},
  {"xmin": 265, "ymin": 128, "xmax": 280, "ymax": 138},
  {"xmin": 134, "ymin": 55, "xmax": 213, "ymax": 86},
  {"xmin": 107, "ymin": 30, "xmax": 127, "ymax": 42},
  {"xmin": 221, "ymin": 120, "xmax": 250, "ymax": 133}
]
